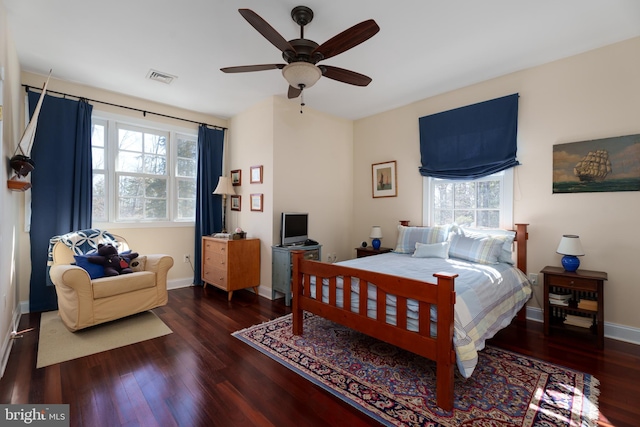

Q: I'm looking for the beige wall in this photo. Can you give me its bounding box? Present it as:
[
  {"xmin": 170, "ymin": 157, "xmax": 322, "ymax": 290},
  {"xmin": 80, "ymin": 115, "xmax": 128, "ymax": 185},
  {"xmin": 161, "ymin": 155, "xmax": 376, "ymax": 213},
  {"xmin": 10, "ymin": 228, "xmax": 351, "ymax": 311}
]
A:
[
  {"xmin": 1, "ymin": 2, "xmax": 24, "ymax": 372},
  {"xmin": 228, "ymin": 97, "xmax": 275, "ymax": 293},
  {"xmin": 272, "ymin": 97, "xmax": 354, "ymax": 261},
  {"xmin": 229, "ymin": 96, "xmax": 354, "ymax": 297},
  {"xmin": 353, "ymin": 37, "xmax": 640, "ymax": 332}
]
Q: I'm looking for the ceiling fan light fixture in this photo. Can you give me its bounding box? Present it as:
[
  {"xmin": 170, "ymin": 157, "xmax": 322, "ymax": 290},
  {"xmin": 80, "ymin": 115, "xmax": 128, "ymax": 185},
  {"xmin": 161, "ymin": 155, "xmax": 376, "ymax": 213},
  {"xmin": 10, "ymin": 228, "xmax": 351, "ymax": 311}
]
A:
[{"xmin": 282, "ymin": 62, "xmax": 321, "ymax": 89}]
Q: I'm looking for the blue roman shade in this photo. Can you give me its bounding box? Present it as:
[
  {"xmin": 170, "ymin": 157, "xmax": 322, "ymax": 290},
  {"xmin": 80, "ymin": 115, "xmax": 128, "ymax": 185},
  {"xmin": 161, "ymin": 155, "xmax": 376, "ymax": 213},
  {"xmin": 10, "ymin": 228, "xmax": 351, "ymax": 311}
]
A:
[{"xmin": 418, "ymin": 93, "xmax": 519, "ymax": 179}]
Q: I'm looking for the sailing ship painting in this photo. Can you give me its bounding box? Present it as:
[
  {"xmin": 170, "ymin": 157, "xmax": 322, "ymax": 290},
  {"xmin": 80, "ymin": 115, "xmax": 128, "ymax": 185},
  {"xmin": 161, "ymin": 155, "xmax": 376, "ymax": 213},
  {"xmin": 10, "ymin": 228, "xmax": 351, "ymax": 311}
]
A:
[
  {"xmin": 372, "ymin": 160, "xmax": 397, "ymax": 198},
  {"xmin": 573, "ymin": 149, "xmax": 612, "ymax": 182},
  {"xmin": 553, "ymin": 134, "xmax": 640, "ymax": 193}
]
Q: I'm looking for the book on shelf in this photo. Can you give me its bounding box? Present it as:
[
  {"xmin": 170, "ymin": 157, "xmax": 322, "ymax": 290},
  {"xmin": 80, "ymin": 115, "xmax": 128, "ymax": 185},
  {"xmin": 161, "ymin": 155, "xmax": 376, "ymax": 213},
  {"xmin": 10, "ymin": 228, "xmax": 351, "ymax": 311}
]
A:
[
  {"xmin": 549, "ymin": 292, "xmax": 571, "ymax": 306},
  {"xmin": 578, "ymin": 299, "xmax": 598, "ymax": 310},
  {"xmin": 564, "ymin": 314, "xmax": 593, "ymax": 328},
  {"xmin": 549, "ymin": 292, "xmax": 571, "ymax": 300}
]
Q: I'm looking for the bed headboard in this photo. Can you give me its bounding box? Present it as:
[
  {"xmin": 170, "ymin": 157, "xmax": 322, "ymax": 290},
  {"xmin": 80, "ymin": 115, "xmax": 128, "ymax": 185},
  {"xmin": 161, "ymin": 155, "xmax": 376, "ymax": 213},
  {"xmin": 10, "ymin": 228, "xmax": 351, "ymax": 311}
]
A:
[
  {"xmin": 514, "ymin": 223, "xmax": 528, "ymax": 275},
  {"xmin": 396, "ymin": 220, "xmax": 529, "ymax": 274}
]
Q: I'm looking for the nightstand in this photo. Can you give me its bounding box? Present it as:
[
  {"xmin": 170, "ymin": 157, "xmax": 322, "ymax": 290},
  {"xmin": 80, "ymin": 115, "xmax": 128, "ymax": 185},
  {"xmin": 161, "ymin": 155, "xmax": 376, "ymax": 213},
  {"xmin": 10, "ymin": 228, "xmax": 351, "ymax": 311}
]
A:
[
  {"xmin": 355, "ymin": 246, "xmax": 393, "ymax": 258},
  {"xmin": 541, "ymin": 266, "xmax": 607, "ymax": 349}
]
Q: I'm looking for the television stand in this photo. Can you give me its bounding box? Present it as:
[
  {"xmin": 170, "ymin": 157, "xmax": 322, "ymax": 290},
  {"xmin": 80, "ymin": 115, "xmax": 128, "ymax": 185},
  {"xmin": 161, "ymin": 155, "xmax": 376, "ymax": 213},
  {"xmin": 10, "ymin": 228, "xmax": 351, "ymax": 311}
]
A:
[{"xmin": 272, "ymin": 243, "xmax": 322, "ymax": 306}]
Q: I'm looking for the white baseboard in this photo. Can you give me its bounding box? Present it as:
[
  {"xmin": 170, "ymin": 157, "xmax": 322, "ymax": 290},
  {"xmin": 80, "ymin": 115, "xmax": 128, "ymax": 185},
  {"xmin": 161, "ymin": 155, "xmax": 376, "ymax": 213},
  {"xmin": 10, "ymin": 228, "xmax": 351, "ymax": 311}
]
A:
[
  {"xmin": 168, "ymin": 277, "xmax": 193, "ymax": 290},
  {"xmin": 1, "ymin": 305, "xmax": 23, "ymax": 379},
  {"xmin": 258, "ymin": 285, "xmax": 274, "ymax": 300},
  {"xmin": 526, "ymin": 306, "xmax": 640, "ymax": 345}
]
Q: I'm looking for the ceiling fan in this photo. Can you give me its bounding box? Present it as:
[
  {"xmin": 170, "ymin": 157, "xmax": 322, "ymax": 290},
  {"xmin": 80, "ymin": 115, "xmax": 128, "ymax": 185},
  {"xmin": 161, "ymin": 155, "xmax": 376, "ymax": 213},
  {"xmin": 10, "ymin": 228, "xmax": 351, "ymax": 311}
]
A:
[{"xmin": 220, "ymin": 6, "xmax": 380, "ymax": 100}]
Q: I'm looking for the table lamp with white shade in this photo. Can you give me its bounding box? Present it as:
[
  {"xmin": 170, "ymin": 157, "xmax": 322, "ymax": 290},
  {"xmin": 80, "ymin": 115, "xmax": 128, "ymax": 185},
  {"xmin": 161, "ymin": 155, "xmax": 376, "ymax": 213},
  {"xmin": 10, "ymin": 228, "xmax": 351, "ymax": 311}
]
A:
[
  {"xmin": 556, "ymin": 234, "xmax": 584, "ymax": 272},
  {"xmin": 370, "ymin": 226, "xmax": 383, "ymax": 250},
  {"xmin": 212, "ymin": 176, "xmax": 235, "ymax": 233}
]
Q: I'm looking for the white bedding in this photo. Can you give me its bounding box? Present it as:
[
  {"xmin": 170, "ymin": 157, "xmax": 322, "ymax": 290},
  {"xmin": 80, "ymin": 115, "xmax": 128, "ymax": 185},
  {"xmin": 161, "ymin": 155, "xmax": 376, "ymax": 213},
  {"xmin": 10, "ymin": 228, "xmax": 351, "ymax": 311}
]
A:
[{"xmin": 308, "ymin": 252, "xmax": 532, "ymax": 378}]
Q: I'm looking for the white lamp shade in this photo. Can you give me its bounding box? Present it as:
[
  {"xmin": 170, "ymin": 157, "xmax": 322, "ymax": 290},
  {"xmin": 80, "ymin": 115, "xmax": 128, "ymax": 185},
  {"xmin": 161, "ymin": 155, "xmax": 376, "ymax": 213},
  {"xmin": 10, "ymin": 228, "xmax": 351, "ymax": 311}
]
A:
[
  {"xmin": 212, "ymin": 176, "xmax": 235, "ymax": 195},
  {"xmin": 369, "ymin": 226, "xmax": 383, "ymax": 239},
  {"xmin": 282, "ymin": 62, "xmax": 322, "ymax": 89},
  {"xmin": 556, "ymin": 235, "xmax": 584, "ymax": 256}
]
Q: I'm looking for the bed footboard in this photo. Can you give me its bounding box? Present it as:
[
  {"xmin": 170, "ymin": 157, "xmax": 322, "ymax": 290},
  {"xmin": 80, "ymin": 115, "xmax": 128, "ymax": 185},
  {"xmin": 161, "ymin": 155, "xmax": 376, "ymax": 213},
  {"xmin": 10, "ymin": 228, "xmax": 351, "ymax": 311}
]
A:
[{"xmin": 291, "ymin": 251, "xmax": 458, "ymax": 411}]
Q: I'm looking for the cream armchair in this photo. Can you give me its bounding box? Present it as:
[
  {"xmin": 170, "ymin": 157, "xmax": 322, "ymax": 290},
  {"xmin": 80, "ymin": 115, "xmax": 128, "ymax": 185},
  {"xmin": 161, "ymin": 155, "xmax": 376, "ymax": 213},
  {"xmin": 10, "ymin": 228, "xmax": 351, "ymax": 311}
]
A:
[{"xmin": 49, "ymin": 234, "xmax": 173, "ymax": 332}]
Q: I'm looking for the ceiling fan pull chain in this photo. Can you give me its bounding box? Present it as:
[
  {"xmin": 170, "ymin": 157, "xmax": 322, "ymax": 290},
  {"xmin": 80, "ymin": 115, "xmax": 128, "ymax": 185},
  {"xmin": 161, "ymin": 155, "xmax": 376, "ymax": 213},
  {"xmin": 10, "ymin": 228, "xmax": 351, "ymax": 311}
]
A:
[{"xmin": 300, "ymin": 85, "xmax": 306, "ymax": 114}]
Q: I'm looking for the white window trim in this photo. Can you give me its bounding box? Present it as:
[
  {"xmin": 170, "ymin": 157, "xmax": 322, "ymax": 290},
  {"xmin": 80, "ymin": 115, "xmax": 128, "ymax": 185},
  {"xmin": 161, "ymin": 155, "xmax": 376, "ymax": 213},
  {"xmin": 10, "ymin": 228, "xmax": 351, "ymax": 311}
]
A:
[
  {"xmin": 422, "ymin": 169, "xmax": 514, "ymax": 228},
  {"xmin": 92, "ymin": 110, "xmax": 198, "ymax": 229}
]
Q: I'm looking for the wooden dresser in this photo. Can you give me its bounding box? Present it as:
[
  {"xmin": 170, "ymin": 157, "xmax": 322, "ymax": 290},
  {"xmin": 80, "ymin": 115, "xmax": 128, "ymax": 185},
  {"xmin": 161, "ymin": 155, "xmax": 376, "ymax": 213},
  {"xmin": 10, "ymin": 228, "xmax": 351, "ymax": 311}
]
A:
[{"xmin": 202, "ymin": 237, "xmax": 260, "ymax": 301}]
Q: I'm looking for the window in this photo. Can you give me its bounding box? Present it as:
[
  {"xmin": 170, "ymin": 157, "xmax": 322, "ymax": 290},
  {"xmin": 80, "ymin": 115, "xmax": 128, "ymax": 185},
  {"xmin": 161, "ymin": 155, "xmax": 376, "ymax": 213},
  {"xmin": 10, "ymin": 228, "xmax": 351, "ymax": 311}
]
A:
[
  {"xmin": 91, "ymin": 113, "xmax": 198, "ymax": 225},
  {"xmin": 423, "ymin": 169, "xmax": 513, "ymax": 228}
]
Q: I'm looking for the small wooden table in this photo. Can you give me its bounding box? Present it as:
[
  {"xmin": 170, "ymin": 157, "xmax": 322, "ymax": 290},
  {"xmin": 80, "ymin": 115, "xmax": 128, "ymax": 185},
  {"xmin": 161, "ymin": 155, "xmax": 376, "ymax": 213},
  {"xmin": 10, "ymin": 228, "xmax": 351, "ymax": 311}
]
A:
[
  {"xmin": 541, "ymin": 266, "xmax": 607, "ymax": 349},
  {"xmin": 355, "ymin": 246, "xmax": 393, "ymax": 258}
]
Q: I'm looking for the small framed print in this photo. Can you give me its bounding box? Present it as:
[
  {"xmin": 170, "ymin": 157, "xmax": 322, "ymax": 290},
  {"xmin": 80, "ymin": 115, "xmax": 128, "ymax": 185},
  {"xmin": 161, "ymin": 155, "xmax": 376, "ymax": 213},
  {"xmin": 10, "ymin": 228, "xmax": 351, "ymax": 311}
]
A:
[
  {"xmin": 250, "ymin": 193, "xmax": 263, "ymax": 212},
  {"xmin": 231, "ymin": 169, "xmax": 241, "ymax": 186},
  {"xmin": 230, "ymin": 195, "xmax": 241, "ymax": 211},
  {"xmin": 250, "ymin": 165, "xmax": 263, "ymax": 184},
  {"xmin": 372, "ymin": 160, "xmax": 397, "ymax": 198}
]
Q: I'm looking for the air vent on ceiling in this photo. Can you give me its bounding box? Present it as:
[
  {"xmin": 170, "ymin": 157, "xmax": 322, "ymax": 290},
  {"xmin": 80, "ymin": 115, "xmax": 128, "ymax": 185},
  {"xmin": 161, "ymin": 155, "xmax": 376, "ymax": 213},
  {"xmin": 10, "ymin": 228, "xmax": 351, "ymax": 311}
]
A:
[{"xmin": 147, "ymin": 69, "xmax": 177, "ymax": 84}]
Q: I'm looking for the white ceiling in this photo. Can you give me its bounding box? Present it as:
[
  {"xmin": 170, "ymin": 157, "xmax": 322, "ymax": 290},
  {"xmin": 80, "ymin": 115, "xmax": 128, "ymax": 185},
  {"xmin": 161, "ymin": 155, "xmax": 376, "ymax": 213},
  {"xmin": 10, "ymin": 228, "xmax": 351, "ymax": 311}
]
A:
[{"xmin": 4, "ymin": 0, "xmax": 640, "ymax": 120}]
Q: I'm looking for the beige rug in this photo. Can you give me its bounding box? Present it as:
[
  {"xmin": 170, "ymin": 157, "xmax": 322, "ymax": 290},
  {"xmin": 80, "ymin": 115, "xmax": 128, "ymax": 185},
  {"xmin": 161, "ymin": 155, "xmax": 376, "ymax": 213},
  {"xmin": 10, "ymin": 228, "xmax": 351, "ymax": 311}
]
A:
[{"xmin": 37, "ymin": 310, "xmax": 172, "ymax": 368}]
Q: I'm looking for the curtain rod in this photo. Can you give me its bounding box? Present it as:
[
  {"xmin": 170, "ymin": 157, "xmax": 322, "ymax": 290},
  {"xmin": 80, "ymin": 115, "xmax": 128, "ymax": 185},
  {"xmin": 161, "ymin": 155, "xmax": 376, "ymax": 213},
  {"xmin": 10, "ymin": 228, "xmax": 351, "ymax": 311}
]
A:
[{"xmin": 22, "ymin": 84, "xmax": 227, "ymax": 131}]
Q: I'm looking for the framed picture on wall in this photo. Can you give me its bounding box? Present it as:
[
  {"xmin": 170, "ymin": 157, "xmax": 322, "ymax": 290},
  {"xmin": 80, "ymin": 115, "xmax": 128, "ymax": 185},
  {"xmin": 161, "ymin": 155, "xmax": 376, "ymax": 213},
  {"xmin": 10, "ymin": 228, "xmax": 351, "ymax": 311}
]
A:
[
  {"xmin": 250, "ymin": 165, "xmax": 263, "ymax": 184},
  {"xmin": 553, "ymin": 134, "xmax": 640, "ymax": 193},
  {"xmin": 231, "ymin": 169, "xmax": 241, "ymax": 186},
  {"xmin": 230, "ymin": 195, "xmax": 241, "ymax": 211},
  {"xmin": 372, "ymin": 160, "xmax": 397, "ymax": 198},
  {"xmin": 250, "ymin": 193, "xmax": 263, "ymax": 212}
]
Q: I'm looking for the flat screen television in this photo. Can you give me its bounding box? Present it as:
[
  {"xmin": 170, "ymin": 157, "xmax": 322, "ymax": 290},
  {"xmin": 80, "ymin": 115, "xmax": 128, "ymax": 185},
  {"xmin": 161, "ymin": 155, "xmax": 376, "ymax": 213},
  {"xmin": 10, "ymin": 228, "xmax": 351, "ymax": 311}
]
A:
[{"xmin": 280, "ymin": 212, "xmax": 308, "ymax": 246}]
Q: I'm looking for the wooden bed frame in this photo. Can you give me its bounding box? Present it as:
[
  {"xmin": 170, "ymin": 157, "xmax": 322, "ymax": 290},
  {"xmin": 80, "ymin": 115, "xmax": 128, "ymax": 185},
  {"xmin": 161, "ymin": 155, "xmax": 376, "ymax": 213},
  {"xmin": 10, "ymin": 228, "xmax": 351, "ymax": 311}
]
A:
[{"xmin": 291, "ymin": 223, "xmax": 528, "ymax": 412}]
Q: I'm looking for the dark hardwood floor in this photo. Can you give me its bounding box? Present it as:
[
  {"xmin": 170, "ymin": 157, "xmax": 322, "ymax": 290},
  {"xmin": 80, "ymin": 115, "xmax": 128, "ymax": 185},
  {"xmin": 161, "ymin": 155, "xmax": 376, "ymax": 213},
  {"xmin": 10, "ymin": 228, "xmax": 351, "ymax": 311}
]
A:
[{"xmin": 1, "ymin": 286, "xmax": 638, "ymax": 426}]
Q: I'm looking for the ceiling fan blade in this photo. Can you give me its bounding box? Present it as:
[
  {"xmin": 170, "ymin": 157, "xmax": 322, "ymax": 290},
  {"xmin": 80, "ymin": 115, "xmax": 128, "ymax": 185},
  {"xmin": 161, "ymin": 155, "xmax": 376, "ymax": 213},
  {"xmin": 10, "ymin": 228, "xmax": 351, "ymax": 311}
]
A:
[
  {"xmin": 321, "ymin": 66, "xmax": 372, "ymax": 86},
  {"xmin": 288, "ymin": 86, "xmax": 302, "ymax": 99},
  {"xmin": 312, "ymin": 19, "xmax": 380, "ymax": 61},
  {"xmin": 239, "ymin": 9, "xmax": 296, "ymax": 54},
  {"xmin": 220, "ymin": 64, "xmax": 285, "ymax": 73}
]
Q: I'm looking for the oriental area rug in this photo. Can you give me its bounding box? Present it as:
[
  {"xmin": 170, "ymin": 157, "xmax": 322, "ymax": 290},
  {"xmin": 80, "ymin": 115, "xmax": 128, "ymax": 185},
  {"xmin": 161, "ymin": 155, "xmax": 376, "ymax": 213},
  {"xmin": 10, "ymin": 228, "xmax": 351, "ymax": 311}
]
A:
[{"xmin": 233, "ymin": 313, "xmax": 600, "ymax": 427}]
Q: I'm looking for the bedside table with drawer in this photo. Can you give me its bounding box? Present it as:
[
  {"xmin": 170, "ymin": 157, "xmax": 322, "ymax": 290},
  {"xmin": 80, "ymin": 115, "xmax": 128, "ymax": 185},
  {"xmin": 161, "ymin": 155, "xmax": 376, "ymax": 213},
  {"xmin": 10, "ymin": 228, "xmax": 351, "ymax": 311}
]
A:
[
  {"xmin": 541, "ymin": 265, "xmax": 607, "ymax": 348},
  {"xmin": 355, "ymin": 246, "xmax": 393, "ymax": 258}
]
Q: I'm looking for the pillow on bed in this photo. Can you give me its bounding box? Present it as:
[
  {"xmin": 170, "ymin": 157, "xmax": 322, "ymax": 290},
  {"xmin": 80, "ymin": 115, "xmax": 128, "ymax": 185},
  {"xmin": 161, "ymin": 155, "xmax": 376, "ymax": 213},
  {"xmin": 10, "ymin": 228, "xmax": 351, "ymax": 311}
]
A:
[
  {"xmin": 448, "ymin": 233, "xmax": 504, "ymax": 264},
  {"xmin": 394, "ymin": 224, "xmax": 451, "ymax": 254},
  {"xmin": 460, "ymin": 227, "xmax": 516, "ymax": 264},
  {"xmin": 412, "ymin": 241, "xmax": 450, "ymax": 259}
]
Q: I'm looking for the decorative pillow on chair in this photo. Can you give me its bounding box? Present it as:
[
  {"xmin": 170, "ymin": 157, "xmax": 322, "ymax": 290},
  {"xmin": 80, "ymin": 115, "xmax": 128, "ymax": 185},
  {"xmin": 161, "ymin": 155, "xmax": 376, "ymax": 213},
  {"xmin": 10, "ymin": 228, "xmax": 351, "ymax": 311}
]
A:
[
  {"xmin": 448, "ymin": 233, "xmax": 504, "ymax": 264},
  {"xmin": 394, "ymin": 224, "xmax": 451, "ymax": 254},
  {"xmin": 412, "ymin": 241, "xmax": 450, "ymax": 259},
  {"xmin": 129, "ymin": 256, "xmax": 146, "ymax": 272},
  {"xmin": 72, "ymin": 249, "xmax": 136, "ymax": 279},
  {"xmin": 73, "ymin": 254, "xmax": 105, "ymax": 279}
]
